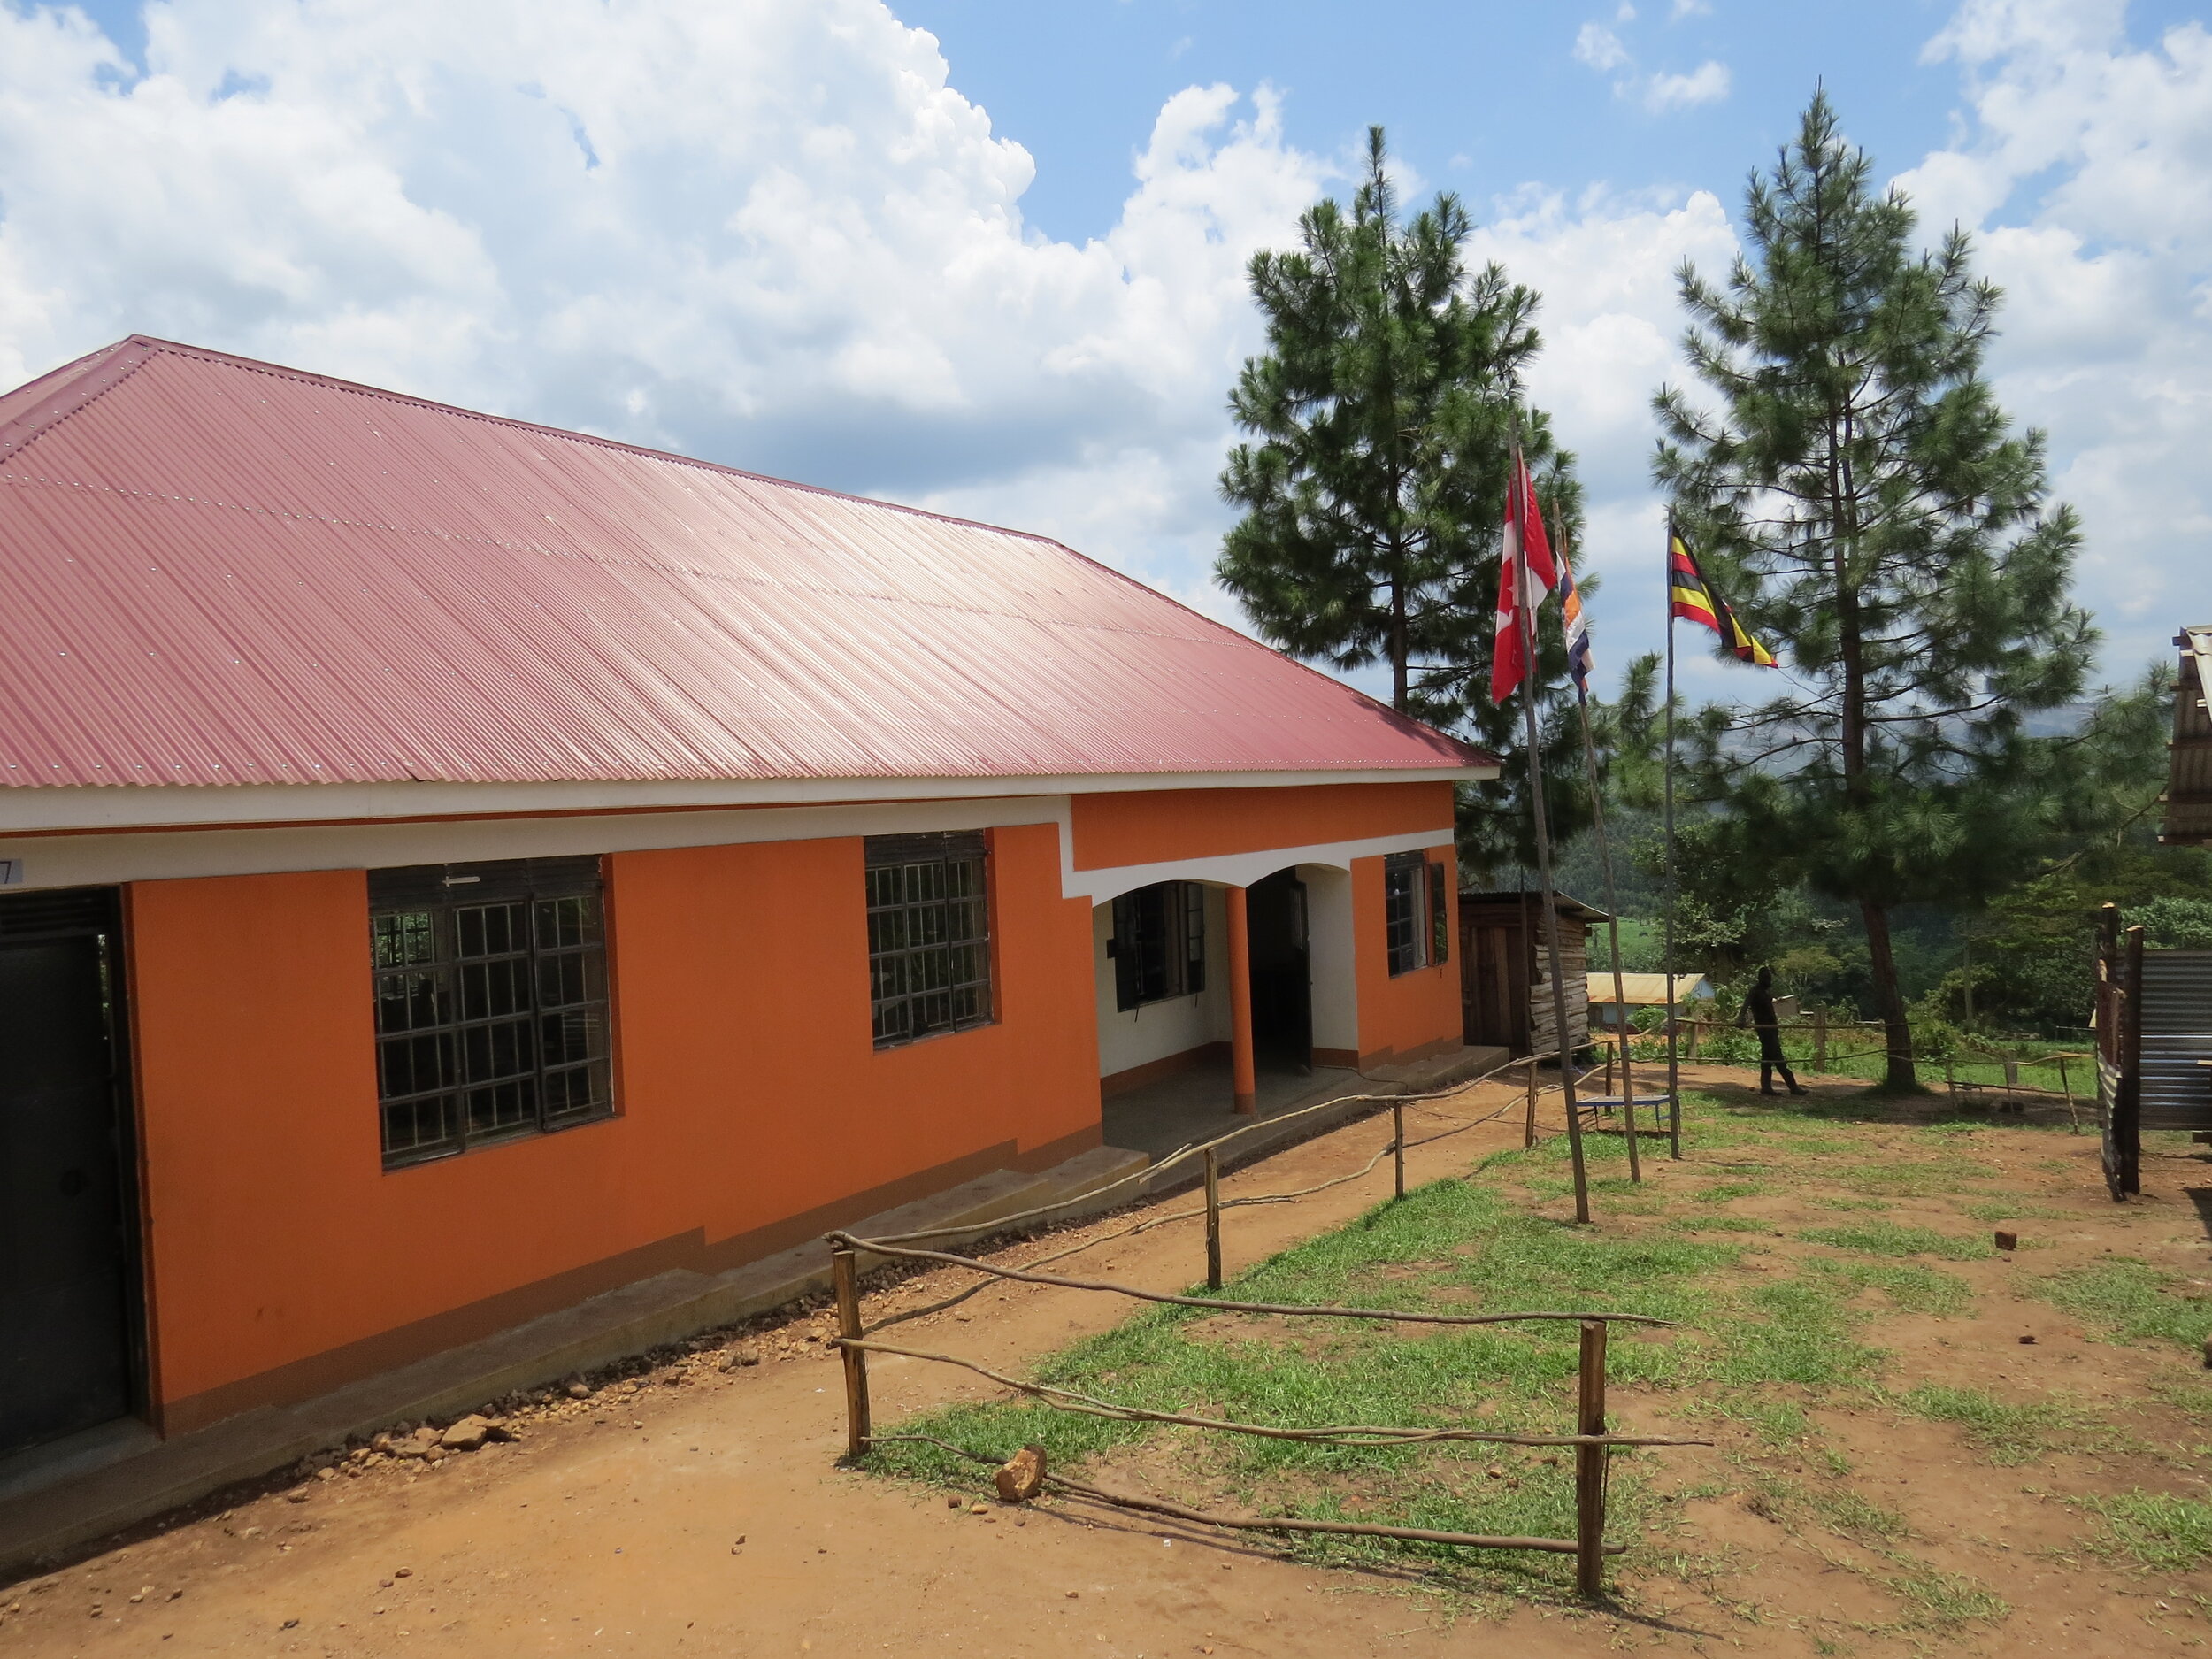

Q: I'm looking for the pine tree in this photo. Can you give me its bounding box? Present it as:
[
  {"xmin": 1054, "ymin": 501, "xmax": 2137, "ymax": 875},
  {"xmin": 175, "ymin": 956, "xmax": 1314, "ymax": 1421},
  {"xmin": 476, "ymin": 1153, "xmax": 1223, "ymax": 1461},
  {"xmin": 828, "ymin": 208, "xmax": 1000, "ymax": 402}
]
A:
[
  {"xmin": 1654, "ymin": 92, "xmax": 2097, "ymax": 1087},
  {"xmin": 1219, "ymin": 127, "xmax": 1586, "ymax": 872}
]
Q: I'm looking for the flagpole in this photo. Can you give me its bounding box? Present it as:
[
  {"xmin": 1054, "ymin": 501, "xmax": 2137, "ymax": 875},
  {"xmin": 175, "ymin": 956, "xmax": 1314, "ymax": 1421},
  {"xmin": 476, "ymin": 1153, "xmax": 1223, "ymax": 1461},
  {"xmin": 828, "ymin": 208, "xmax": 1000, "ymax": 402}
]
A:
[
  {"xmin": 1563, "ymin": 544, "xmax": 1640, "ymax": 1183},
  {"xmin": 1662, "ymin": 516, "xmax": 1682, "ymax": 1160},
  {"xmin": 1511, "ymin": 437, "xmax": 1592, "ymax": 1225}
]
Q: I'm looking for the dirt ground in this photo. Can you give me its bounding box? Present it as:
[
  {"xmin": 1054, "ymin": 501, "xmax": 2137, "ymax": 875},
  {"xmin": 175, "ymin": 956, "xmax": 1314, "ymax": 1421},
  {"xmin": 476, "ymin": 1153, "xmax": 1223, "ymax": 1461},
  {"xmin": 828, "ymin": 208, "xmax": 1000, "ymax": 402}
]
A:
[{"xmin": 3, "ymin": 1064, "xmax": 2208, "ymax": 1658}]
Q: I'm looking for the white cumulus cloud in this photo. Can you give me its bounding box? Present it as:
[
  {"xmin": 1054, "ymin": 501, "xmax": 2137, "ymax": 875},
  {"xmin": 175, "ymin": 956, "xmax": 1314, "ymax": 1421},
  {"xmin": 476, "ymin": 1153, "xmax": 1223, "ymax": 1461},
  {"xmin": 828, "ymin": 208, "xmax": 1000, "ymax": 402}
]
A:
[
  {"xmin": 1900, "ymin": 0, "xmax": 2212, "ymax": 675},
  {"xmin": 1644, "ymin": 61, "xmax": 1732, "ymax": 110}
]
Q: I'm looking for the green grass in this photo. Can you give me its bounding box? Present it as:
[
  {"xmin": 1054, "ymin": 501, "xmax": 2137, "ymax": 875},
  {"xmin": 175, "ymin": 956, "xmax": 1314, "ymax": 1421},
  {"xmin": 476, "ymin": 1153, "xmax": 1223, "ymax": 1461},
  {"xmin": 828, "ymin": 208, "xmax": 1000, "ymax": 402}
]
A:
[
  {"xmin": 1898, "ymin": 1386, "xmax": 2105, "ymax": 1464},
  {"xmin": 1813, "ymin": 1257, "xmax": 1974, "ymax": 1317},
  {"xmin": 2077, "ymin": 1490, "xmax": 2212, "ymax": 1573},
  {"xmin": 1957, "ymin": 1199, "xmax": 2071, "ymax": 1223},
  {"xmin": 2032, "ymin": 1259, "xmax": 2212, "ymax": 1348},
  {"xmin": 1883, "ymin": 1563, "xmax": 2009, "ymax": 1629},
  {"xmin": 1800, "ymin": 1221, "xmax": 1993, "ymax": 1261}
]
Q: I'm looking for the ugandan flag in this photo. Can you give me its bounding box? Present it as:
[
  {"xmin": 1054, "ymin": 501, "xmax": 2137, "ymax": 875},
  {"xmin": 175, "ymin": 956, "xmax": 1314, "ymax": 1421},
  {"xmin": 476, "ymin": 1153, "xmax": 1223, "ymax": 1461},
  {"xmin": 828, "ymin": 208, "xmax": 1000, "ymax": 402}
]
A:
[{"xmin": 1669, "ymin": 534, "xmax": 1778, "ymax": 667}]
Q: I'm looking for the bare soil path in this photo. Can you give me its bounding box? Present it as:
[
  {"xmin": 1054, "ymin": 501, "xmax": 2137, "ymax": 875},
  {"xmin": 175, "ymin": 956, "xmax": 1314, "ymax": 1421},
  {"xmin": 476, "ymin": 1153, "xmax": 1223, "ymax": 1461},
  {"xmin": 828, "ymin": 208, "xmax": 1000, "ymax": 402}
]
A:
[{"xmin": 3, "ymin": 1067, "xmax": 2208, "ymax": 1658}]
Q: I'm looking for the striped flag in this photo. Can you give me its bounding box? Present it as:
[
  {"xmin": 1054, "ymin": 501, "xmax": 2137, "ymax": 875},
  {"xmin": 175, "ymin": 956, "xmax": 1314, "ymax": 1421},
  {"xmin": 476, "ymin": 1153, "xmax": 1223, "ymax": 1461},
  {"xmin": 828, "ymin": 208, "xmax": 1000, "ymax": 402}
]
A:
[
  {"xmin": 1558, "ymin": 540, "xmax": 1594, "ymax": 699},
  {"xmin": 1669, "ymin": 534, "xmax": 1777, "ymax": 667},
  {"xmin": 1489, "ymin": 452, "xmax": 1559, "ymax": 703}
]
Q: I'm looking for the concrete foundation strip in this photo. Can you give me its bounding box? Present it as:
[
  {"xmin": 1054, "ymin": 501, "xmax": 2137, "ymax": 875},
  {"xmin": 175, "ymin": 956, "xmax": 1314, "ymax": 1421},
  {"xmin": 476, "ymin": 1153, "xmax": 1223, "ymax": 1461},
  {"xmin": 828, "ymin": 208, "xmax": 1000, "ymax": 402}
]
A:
[{"xmin": 865, "ymin": 1056, "xmax": 1547, "ymax": 1249}]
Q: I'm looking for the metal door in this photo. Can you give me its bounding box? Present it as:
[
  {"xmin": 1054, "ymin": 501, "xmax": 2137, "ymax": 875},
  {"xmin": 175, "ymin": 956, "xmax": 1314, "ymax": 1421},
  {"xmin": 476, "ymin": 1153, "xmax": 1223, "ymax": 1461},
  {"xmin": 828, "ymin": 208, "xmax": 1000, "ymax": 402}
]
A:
[{"xmin": 0, "ymin": 888, "xmax": 140, "ymax": 1457}]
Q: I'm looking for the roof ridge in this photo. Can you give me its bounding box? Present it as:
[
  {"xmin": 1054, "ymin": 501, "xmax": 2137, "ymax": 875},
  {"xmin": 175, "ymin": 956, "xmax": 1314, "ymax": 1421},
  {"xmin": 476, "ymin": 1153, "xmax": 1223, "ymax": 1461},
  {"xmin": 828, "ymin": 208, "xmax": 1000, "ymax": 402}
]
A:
[
  {"xmin": 0, "ymin": 338, "xmax": 162, "ymax": 466},
  {"xmin": 13, "ymin": 334, "xmax": 1070, "ymax": 551}
]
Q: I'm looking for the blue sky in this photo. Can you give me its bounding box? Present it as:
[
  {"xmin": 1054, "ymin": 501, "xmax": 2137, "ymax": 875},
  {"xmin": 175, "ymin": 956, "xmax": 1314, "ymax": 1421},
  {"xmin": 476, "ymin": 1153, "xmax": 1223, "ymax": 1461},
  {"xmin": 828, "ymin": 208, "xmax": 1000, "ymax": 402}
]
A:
[{"xmin": 1, "ymin": 0, "xmax": 2204, "ymax": 707}]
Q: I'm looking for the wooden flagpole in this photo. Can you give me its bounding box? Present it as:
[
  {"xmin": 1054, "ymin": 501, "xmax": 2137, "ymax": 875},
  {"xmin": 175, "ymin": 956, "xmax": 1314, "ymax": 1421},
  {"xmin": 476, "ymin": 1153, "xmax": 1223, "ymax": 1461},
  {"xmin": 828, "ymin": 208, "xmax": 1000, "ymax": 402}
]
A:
[
  {"xmin": 1662, "ymin": 517, "xmax": 1683, "ymax": 1159},
  {"xmin": 1561, "ymin": 531, "xmax": 1640, "ymax": 1183},
  {"xmin": 1510, "ymin": 439, "xmax": 1592, "ymax": 1224}
]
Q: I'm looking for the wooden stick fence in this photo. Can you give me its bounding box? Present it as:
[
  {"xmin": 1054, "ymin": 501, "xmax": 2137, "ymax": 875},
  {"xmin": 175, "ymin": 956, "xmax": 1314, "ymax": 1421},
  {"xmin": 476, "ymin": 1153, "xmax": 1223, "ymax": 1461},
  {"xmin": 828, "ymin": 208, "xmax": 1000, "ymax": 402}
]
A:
[{"xmin": 826, "ymin": 1233, "xmax": 1696, "ymax": 1596}]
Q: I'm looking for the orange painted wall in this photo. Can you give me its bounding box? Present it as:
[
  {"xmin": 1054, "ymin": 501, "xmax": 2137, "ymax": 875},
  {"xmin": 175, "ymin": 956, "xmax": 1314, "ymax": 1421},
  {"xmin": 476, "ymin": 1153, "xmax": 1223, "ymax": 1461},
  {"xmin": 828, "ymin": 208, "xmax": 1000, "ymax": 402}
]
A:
[
  {"xmin": 1350, "ymin": 843, "xmax": 1461, "ymax": 1065},
  {"xmin": 1071, "ymin": 781, "xmax": 1455, "ymax": 871},
  {"xmin": 125, "ymin": 822, "xmax": 1097, "ymax": 1424}
]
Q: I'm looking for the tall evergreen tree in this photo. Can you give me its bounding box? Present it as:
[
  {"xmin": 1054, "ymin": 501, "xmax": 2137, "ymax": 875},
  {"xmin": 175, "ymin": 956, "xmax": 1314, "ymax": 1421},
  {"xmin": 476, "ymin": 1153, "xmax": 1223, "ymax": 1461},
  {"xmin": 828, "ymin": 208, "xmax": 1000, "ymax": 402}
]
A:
[
  {"xmin": 1654, "ymin": 92, "xmax": 2097, "ymax": 1087},
  {"xmin": 1219, "ymin": 127, "xmax": 1587, "ymax": 872}
]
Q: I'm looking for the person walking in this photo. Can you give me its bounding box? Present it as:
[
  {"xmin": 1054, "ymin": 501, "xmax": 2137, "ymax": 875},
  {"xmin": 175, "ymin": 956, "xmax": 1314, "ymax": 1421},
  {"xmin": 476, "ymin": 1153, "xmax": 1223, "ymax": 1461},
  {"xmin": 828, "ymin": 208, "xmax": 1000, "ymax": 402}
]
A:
[{"xmin": 1739, "ymin": 966, "xmax": 1808, "ymax": 1097}]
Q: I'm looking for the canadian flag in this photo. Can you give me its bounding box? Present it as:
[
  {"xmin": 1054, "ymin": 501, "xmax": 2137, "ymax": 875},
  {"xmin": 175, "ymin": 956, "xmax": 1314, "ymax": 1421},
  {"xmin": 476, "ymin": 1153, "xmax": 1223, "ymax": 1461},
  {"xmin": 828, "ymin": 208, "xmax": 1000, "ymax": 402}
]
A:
[{"xmin": 1489, "ymin": 450, "xmax": 1558, "ymax": 704}]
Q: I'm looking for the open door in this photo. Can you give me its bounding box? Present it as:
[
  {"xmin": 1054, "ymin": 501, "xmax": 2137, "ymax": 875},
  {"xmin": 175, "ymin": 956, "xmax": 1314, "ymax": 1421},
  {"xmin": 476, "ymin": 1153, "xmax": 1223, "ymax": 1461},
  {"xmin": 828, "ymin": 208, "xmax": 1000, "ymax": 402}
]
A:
[
  {"xmin": 0, "ymin": 887, "xmax": 142, "ymax": 1458},
  {"xmin": 1245, "ymin": 869, "xmax": 1312, "ymax": 1071}
]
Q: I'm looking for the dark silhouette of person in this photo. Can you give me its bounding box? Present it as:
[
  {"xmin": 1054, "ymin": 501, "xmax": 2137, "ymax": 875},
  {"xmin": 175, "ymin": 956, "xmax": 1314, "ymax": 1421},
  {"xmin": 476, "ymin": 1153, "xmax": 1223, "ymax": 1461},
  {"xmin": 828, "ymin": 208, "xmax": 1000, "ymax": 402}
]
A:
[{"xmin": 1738, "ymin": 966, "xmax": 1808, "ymax": 1097}]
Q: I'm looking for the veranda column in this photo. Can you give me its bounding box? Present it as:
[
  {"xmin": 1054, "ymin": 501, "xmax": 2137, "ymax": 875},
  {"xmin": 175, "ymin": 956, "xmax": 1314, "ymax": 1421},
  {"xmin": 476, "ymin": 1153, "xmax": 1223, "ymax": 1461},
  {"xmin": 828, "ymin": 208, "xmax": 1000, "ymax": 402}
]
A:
[{"xmin": 1226, "ymin": 885, "xmax": 1257, "ymax": 1114}]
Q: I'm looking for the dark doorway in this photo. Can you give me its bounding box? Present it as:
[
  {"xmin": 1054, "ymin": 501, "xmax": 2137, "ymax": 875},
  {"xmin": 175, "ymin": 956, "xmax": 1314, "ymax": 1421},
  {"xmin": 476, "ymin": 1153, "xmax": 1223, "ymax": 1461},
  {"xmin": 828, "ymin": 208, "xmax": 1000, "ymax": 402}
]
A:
[
  {"xmin": 0, "ymin": 887, "xmax": 142, "ymax": 1460},
  {"xmin": 1246, "ymin": 870, "xmax": 1312, "ymax": 1071}
]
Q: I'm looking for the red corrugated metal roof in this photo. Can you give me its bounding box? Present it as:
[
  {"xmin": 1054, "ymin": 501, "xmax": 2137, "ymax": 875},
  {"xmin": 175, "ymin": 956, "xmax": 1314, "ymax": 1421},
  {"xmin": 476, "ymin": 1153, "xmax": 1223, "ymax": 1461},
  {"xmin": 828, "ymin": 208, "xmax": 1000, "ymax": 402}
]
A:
[{"xmin": 0, "ymin": 337, "xmax": 1492, "ymax": 790}]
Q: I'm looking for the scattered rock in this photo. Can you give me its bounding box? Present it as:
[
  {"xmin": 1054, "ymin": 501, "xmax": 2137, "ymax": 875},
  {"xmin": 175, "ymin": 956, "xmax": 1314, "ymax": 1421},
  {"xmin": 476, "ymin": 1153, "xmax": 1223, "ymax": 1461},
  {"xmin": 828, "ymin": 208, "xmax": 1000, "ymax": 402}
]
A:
[
  {"xmin": 2019, "ymin": 1334, "xmax": 2038, "ymax": 1346},
  {"xmin": 1994, "ymin": 1230, "xmax": 2018, "ymax": 1251},
  {"xmin": 722, "ymin": 1346, "xmax": 762, "ymax": 1371},
  {"xmin": 969, "ymin": 1502, "xmax": 990, "ymax": 1515},
  {"xmin": 945, "ymin": 1496, "xmax": 961, "ymax": 1510},
  {"xmin": 994, "ymin": 1444, "xmax": 1047, "ymax": 1503},
  {"xmin": 565, "ymin": 1380, "xmax": 591, "ymax": 1400},
  {"xmin": 439, "ymin": 1416, "xmax": 502, "ymax": 1452},
  {"xmin": 284, "ymin": 1492, "xmax": 310, "ymax": 1505},
  {"xmin": 316, "ymin": 1466, "xmax": 338, "ymax": 1482}
]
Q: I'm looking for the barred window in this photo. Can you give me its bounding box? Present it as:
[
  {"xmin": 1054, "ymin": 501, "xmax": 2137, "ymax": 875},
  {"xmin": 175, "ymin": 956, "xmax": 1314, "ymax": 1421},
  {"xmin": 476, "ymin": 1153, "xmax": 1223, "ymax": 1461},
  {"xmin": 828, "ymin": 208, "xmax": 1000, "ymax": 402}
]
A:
[
  {"xmin": 1110, "ymin": 881, "xmax": 1207, "ymax": 1011},
  {"xmin": 1385, "ymin": 852, "xmax": 1450, "ymax": 976},
  {"xmin": 865, "ymin": 833, "xmax": 993, "ymax": 1048},
  {"xmin": 370, "ymin": 857, "xmax": 611, "ymax": 1168}
]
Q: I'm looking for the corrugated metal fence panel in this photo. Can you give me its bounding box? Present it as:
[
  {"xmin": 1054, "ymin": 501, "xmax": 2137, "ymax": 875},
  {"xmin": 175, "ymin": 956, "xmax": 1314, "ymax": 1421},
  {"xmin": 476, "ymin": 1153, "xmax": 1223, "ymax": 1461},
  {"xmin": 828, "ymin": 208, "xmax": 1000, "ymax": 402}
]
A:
[
  {"xmin": 2139, "ymin": 951, "xmax": 2212, "ymax": 1131},
  {"xmin": 0, "ymin": 339, "xmax": 1491, "ymax": 792}
]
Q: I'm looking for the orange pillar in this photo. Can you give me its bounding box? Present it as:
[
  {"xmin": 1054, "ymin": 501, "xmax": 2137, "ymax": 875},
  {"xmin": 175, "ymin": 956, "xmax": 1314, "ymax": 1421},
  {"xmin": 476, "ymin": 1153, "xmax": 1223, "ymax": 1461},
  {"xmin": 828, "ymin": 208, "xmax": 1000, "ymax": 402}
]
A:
[{"xmin": 1226, "ymin": 885, "xmax": 1256, "ymax": 1114}]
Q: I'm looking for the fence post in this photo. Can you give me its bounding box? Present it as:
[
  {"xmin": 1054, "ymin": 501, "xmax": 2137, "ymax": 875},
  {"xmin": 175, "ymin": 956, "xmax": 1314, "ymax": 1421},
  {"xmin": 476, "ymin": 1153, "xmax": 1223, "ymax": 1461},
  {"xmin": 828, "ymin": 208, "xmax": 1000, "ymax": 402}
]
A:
[
  {"xmin": 1203, "ymin": 1145, "xmax": 1223, "ymax": 1291},
  {"xmin": 2059, "ymin": 1053, "xmax": 2078, "ymax": 1133},
  {"xmin": 1524, "ymin": 1057, "xmax": 1539, "ymax": 1148},
  {"xmin": 1576, "ymin": 1319, "xmax": 1608, "ymax": 1598},
  {"xmin": 833, "ymin": 1245, "xmax": 871, "ymax": 1459},
  {"xmin": 1392, "ymin": 1102, "xmax": 1406, "ymax": 1201},
  {"xmin": 1812, "ymin": 1008, "xmax": 1827, "ymax": 1073},
  {"xmin": 1686, "ymin": 1018, "xmax": 1701, "ymax": 1061}
]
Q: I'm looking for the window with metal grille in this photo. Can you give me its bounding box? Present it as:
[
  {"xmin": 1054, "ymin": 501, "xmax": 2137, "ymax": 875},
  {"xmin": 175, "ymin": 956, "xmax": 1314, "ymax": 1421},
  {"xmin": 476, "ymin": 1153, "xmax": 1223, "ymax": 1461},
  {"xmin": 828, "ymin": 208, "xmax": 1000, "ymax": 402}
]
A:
[
  {"xmin": 1110, "ymin": 881, "xmax": 1207, "ymax": 1011},
  {"xmin": 865, "ymin": 833, "xmax": 993, "ymax": 1048},
  {"xmin": 1386, "ymin": 851, "xmax": 1447, "ymax": 977},
  {"xmin": 369, "ymin": 857, "xmax": 611, "ymax": 1168}
]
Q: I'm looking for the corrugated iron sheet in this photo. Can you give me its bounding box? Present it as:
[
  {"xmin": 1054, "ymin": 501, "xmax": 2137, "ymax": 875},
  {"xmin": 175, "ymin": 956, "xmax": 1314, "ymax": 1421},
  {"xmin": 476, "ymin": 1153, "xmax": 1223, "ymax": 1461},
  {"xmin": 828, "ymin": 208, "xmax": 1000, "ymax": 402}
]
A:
[
  {"xmin": 0, "ymin": 338, "xmax": 1492, "ymax": 792},
  {"xmin": 2139, "ymin": 949, "xmax": 2212, "ymax": 1131},
  {"xmin": 2166, "ymin": 624, "xmax": 2212, "ymax": 847}
]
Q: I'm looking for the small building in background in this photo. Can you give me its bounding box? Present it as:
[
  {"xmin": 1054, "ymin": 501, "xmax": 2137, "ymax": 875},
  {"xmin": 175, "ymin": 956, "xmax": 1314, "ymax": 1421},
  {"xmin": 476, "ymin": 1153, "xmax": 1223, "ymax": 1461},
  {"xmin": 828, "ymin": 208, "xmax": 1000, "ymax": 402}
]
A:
[
  {"xmin": 1586, "ymin": 971, "xmax": 1717, "ymax": 1031},
  {"xmin": 1458, "ymin": 890, "xmax": 1608, "ymax": 1058}
]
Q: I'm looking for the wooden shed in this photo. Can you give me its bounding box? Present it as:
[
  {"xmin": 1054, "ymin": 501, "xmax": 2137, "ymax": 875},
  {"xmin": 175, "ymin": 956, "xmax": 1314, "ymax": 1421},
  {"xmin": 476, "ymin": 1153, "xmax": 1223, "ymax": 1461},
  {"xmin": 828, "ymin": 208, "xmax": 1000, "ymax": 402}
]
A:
[{"xmin": 1458, "ymin": 890, "xmax": 1607, "ymax": 1058}]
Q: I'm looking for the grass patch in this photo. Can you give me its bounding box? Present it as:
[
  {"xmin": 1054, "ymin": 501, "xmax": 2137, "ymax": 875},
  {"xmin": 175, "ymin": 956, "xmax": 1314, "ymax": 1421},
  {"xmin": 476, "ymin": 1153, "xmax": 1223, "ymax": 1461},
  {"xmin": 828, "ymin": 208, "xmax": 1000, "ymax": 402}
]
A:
[
  {"xmin": 2078, "ymin": 1490, "xmax": 2212, "ymax": 1573},
  {"xmin": 1697, "ymin": 1180, "xmax": 1772, "ymax": 1202},
  {"xmin": 1814, "ymin": 1257, "xmax": 1974, "ymax": 1317},
  {"xmin": 1668, "ymin": 1215, "xmax": 1772, "ymax": 1234},
  {"xmin": 1809, "ymin": 1195, "xmax": 1891, "ymax": 1212},
  {"xmin": 1900, "ymin": 1386, "xmax": 2102, "ymax": 1464},
  {"xmin": 2032, "ymin": 1259, "xmax": 2212, "ymax": 1348},
  {"xmin": 1800, "ymin": 1221, "xmax": 1993, "ymax": 1261},
  {"xmin": 1883, "ymin": 1563, "xmax": 2008, "ymax": 1629},
  {"xmin": 1958, "ymin": 1199, "xmax": 2070, "ymax": 1223}
]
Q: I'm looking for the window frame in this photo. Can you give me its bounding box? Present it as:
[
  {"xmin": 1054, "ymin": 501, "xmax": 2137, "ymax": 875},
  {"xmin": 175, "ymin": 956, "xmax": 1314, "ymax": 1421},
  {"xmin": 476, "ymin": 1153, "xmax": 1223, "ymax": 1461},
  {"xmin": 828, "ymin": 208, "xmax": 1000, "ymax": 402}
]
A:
[
  {"xmin": 369, "ymin": 856, "xmax": 614, "ymax": 1171},
  {"xmin": 1385, "ymin": 850, "xmax": 1450, "ymax": 977},
  {"xmin": 1109, "ymin": 880, "xmax": 1208, "ymax": 1012},
  {"xmin": 864, "ymin": 831, "xmax": 995, "ymax": 1049}
]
